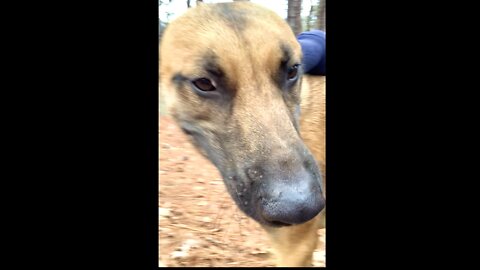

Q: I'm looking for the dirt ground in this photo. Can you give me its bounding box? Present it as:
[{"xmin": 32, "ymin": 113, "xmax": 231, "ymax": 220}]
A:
[{"xmin": 159, "ymin": 116, "xmax": 325, "ymax": 267}]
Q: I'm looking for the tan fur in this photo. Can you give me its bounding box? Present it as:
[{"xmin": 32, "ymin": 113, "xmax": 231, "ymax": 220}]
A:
[
  {"xmin": 265, "ymin": 76, "xmax": 326, "ymax": 267},
  {"xmin": 160, "ymin": 2, "xmax": 325, "ymax": 267}
]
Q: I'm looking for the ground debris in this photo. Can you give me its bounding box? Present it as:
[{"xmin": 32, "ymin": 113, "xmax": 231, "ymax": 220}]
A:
[
  {"xmin": 159, "ymin": 116, "xmax": 325, "ymax": 267},
  {"xmin": 159, "ymin": 208, "xmax": 171, "ymax": 217}
]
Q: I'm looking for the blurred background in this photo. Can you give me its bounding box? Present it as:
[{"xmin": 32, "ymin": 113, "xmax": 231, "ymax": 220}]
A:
[{"xmin": 159, "ymin": 0, "xmax": 325, "ymax": 38}]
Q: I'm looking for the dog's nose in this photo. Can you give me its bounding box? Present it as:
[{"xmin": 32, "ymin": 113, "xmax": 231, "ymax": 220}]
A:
[{"xmin": 258, "ymin": 168, "xmax": 325, "ymax": 226}]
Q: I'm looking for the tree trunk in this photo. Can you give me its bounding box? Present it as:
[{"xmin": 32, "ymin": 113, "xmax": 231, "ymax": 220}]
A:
[
  {"xmin": 317, "ymin": 0, "xmax": 326, "ymax": 31},
  {"xmin": 287, "ymin": 0, "xmax": 303, "ymax": 36},
  {"xmin": 306, "ymin": 2, "xmax": 315, "ymax": 31}
]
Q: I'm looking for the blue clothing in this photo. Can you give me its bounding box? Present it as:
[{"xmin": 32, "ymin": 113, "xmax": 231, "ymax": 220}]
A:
[{"xmin": 297, "ymin": 30, "xmax": 326, "ymax": 75}]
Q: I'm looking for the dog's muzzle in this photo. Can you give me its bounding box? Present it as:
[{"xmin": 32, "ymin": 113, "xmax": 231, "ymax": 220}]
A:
[{"xmin": 246, "ymin": 161, "xmax": 325, "ymax": 227}]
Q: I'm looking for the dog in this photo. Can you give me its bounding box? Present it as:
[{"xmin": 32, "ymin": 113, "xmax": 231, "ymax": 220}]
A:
[{"xmin": 160, "ymin": 2, "xmax": 326, "ymax": 267}]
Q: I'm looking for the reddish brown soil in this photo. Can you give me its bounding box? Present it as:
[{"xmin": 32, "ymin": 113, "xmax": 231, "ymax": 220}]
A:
[{"xmin": 159, "ymin": 116, "xmax": 325, "ymax": 267}]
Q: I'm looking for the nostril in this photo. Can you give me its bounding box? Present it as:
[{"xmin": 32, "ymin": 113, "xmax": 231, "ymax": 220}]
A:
[
  {"xmin": 259, "ymin": 190, "xmax": 325, "ymax": 226},
  {"xmin": 261, "ymin": 203, "xmax": 323, "ymax": 226}
]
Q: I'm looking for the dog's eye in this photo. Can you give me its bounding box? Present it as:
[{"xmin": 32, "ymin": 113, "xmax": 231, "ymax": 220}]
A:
[
  {"xmin": 192, "ymin": 78, "xmax": 216, "ymax": 91},
  {"xmin": 287, "ymin": 64, "xmax": 300, "ymax": 81}
]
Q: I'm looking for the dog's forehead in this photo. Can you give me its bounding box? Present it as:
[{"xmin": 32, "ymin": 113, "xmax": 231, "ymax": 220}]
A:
[{"xmin": 163, "ymin": 3, "xmax": 302, "ymax": 74}]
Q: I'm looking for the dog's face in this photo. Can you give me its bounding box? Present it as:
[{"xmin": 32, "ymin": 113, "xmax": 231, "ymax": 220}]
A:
[{"xmin": 160, "ymin": 2, "xmax": 325, "ymax": 227}]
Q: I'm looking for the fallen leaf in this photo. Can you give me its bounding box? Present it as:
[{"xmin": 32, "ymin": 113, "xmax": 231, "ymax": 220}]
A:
[
  {"xmin": 201, "ymin": 216, "xmax": 212, "ymax": 223},
  {"xmin": 159, "ymin": 208, "xmax": 171, "ymax": 217},
  {"xmin": 170, "ymin": 250, "xmax": 188, "ymax": 259}
]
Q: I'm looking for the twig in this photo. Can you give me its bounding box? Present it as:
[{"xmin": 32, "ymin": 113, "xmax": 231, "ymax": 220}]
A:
[{"xmin": 169, "ymin": 223, "xmax": 221, "ymax": 233}]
